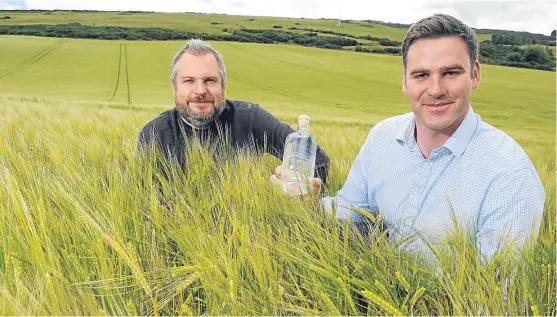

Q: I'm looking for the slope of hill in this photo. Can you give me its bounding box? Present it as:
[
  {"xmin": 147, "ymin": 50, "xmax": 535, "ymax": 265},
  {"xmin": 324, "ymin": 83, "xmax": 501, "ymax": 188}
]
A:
[
  {"xmin": 0, "ymin": 10, "xmax": 554, "ymax": 71},
  {"xmin": 0, "ymin": 10, "xmax": 484, "ymax": 41}
]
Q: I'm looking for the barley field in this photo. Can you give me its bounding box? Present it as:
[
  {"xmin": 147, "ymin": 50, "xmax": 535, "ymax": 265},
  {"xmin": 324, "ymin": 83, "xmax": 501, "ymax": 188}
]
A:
[{"xmin": 0, "ymin": 35, "xmax": 555, "ymax": 315}]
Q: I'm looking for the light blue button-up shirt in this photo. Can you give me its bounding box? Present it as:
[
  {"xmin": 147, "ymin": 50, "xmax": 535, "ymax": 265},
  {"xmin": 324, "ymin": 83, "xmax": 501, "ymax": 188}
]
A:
[{"xmin": 323, "ymin": 107, "xmax": 545, "ymax": 259}]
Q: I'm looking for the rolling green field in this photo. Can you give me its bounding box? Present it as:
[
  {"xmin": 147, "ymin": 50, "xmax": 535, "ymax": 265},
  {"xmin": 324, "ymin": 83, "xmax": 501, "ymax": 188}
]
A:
[
  {"xmin": 0, "ymin": 35, "xmax": 555, "ymax": 315},
  {"xmin": 0, "ymin": 10, "xmax": 493, "ymax": 42}
]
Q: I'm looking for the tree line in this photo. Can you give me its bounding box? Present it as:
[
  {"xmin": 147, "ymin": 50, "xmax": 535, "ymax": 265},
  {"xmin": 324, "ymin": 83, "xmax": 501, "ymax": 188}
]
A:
[
  {"xmin": 479, "ymin": 40, "xmax": 555, "ymax": 71},
  {"xmin": 288, "ymin": 26, "xmax": 402, "ymax": 46},
  {"xmin": 0, "ymin": 23, "xmax": 554, "ymax": 71},
  {"xmin": 491, "ymin": 33, "xmax": 555, "ymax": 46},
  {"xmin": 0, "ymin": 23, "xmax": 358, "ymax": 50}
]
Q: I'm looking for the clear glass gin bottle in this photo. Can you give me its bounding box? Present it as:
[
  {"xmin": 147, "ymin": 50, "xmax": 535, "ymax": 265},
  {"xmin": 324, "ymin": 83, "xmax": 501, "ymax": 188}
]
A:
[{"xmin": 281, "ymin": 114, "xmax": 317, "ymax": 195}]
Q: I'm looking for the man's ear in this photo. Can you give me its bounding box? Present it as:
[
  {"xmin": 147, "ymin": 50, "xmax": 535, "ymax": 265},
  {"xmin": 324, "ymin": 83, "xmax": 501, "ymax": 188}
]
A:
[
  {"xmin": 402, "ymin": 77, "xmax": 408, "ymax": 95},
  {"xmin": 472, "ymin": 60, "xmax": 481, "ymax": 90},
  {"xmin": 171, "ymin": 80, "xmax": 177, "ymax": 97},
  {"xmin": 401, "ymin": 68, "xmax": 408, "ymax": 95}
]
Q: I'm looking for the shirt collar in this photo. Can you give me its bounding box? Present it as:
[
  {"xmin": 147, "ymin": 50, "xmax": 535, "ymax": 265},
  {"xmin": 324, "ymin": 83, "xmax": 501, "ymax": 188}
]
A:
[
  {"xmin": 396, "ymin": 105, "xmax": 479, "ymax": 157},
  {"xmin": 443, "ymin": 106, "xmax": 479, "ymax": 156},
  {"xmin": 396, "ymin": 114, "xmax": 418, "ymax": 149}
]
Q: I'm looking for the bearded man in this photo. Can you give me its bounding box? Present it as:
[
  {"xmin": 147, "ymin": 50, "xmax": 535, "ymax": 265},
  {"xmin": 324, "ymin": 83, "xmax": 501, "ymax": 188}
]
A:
[{"xmin": 138, "ymin": 39, "xmax": 330, "ymax": 182}]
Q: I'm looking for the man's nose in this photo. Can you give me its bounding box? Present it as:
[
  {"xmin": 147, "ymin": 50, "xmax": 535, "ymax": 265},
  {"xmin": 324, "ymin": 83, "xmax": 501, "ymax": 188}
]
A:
[
  {"xmin": 426, "ymin": 76, "xmax": 447, "ymax": 98},
  {"xmin": 192, "ymin": 79, "xmax": 208, "ymax": 94}
]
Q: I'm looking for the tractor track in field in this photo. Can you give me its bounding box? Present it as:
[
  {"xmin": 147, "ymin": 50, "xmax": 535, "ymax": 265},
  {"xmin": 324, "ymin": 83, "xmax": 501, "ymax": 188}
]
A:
[
  {"xmin": 124, "ymin": 44, "xmax": 131, "ymax": 105},
  {"xmin": 108, "ymin": 43, "xmax": 123, "ymax": 102},
  {"xmin": 0, "ymin": 39, "xmax": 67, "ymax": 80},
  {"xmin": 108, "ymin": 43, "xmax": 131, "ymax": 105}
]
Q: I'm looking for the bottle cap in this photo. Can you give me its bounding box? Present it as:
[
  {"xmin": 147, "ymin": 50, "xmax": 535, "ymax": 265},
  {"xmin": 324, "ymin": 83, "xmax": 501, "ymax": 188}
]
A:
[{"xmin": 298, "ymin": 114, "xmax": 310, "ymax": 124}]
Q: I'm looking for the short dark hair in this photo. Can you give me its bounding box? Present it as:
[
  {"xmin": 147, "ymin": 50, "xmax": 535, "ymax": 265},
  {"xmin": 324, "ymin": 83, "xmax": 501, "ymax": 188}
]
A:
[{"xmin": 402, "ymin": 14, "xmax": 479, "ymax": 75}]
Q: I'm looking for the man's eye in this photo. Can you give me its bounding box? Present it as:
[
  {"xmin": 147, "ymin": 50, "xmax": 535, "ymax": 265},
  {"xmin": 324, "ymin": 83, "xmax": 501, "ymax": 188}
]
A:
[
  {"xmin": 184, "ymin": 79, "xmax": 194, "ymax": 83},
  {"xmin": 445, "ymin": 71, "xmax": 459, "ymax": 76},
  {"xmin": 206, "ymin": 78, "xmax": 217, "ymax": 83},
  {"xmin": 414, "ymin": 73, "xmax": 427, "ymax": 79}
]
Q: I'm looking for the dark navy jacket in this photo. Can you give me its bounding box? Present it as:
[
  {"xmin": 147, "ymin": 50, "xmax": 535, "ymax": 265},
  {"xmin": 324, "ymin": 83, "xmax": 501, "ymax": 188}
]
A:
[{"xmin": 138, "ymin": 99, "xmax": 329, "ymax": 182}]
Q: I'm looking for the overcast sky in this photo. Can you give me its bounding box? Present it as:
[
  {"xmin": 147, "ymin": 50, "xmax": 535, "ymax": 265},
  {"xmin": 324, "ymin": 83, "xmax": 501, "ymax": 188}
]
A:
[{"xmin": 1, "ymin": 0, "xmax": 555, "ymax": 35}]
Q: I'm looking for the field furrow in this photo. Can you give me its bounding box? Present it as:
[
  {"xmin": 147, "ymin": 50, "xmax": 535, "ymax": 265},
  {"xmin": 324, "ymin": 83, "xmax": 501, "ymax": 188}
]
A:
[
  {"xmin": 124, "ymin": 44, "xmax": 131, "ymax": 105},
  {"xmin": 108, "ymin": 43, "xmax": 123, "ymax": 102},
  {"xmin": 0, "ymin": 38, "xmax": 67, "ymax": 79}
]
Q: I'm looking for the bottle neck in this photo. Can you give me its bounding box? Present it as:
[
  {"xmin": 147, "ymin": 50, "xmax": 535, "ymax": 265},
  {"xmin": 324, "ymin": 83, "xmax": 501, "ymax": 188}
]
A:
[{"xmin": 297, "ymin": 125, "xmax": 309, "ymax": 134}]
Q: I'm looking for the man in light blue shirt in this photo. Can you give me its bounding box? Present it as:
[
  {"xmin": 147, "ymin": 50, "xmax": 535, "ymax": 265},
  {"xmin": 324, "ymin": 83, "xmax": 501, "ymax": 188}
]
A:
[
  {"xmin": 272, "ymin": 14, "xmax": 545, "ymax": 260},
  {"xmin": 321, "ymin": 106, "xmax": 544, "ymax": 259}
]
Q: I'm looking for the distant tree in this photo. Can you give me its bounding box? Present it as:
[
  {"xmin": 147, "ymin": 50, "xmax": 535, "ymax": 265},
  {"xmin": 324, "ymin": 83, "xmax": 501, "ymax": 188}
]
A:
[
  {"xmin": 379, "ymin": 39, "xmax": 399, "ymax": 47},
  {"xmin": 507, "ymin": 52, "xmax": 523, "ymax": 62},
  {"xmin": 551, "ymin": 30, "xmax": 556, "ymax": 38},
  {"xmin": 523, "ymin": 47, "xmax": 549, "ymax": 63},
  {"xmin": 491, "ymin": 34, "xmax": 499, "ymax": 43}
]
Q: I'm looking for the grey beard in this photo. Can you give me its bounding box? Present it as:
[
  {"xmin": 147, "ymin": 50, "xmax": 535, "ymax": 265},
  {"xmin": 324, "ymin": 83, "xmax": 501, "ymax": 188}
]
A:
[{"xmin": 177, "ymin": 101, "xmax": 225, "ymax": 129}]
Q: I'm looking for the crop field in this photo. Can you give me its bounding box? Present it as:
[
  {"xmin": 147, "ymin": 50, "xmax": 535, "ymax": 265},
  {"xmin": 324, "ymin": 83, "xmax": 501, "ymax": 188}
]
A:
[{"xmin": 0, "ymin": 35, "xmax": 555, "ymax": 315}]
